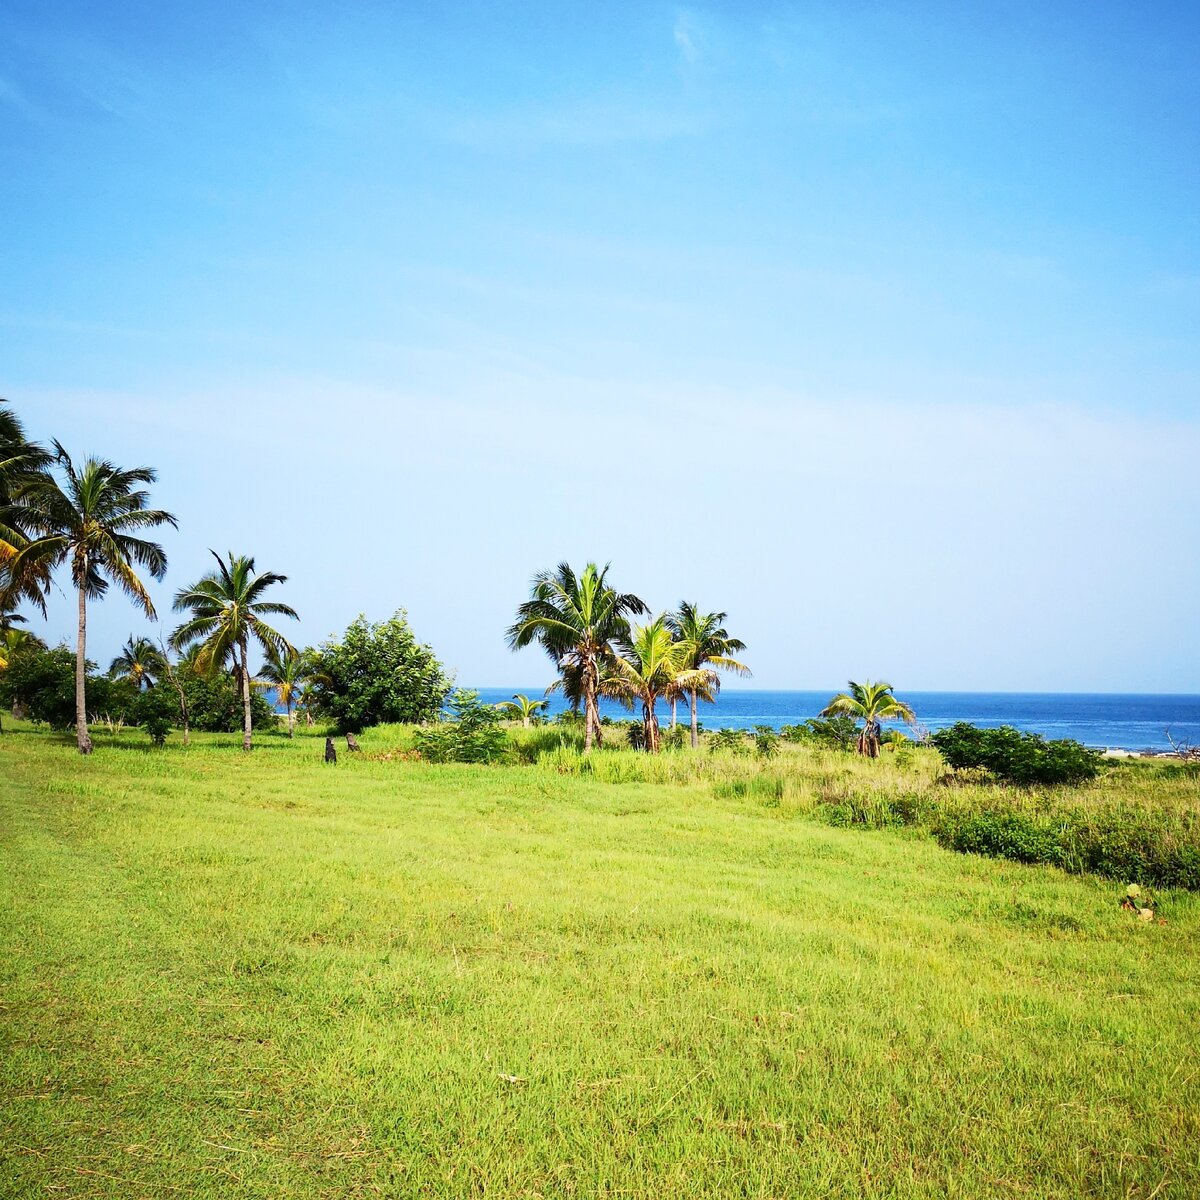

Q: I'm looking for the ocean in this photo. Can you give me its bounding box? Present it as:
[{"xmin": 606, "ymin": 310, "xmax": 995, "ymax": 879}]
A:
[{"xmin": 472, "ymin": 688, "xmax": 1200, "ymax": 753}]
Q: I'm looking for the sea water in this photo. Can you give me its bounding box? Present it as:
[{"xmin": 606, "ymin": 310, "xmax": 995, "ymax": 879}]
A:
[{"xmin": 472, "ymin": 688, "xmax": 1200, "ymax": 752}]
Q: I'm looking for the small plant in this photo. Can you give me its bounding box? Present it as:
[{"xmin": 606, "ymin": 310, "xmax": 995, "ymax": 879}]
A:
[
  {"xmin": 661, "ymin": 725, "xmax": 687, "ymax": 752},
  {"xmin": 133, "ymin": 686, "xmax": 178, "ymax": 747},
  {"xmin": 96, "ymin": 712, "xmax": 125, "ymax": 740},
  {"xmin": 1120, "ymin": 883, "xmax": 1158, "ymax": 922},
  {"xmin": 753, "ymin": 725, "xmax": 779, "ymax": 759},
  {"xmin": 414, "ymin": 690, "xmax": 509, "ymax": 764},
  {"xmin": 708, "ymin": 728, "xmax": 748, "ymax": 756}
]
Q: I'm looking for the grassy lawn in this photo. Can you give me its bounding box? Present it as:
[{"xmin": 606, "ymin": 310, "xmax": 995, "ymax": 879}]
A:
[{"xmin": 3, "ymin": 724, "xmax": 1199, "ymax": 1197}]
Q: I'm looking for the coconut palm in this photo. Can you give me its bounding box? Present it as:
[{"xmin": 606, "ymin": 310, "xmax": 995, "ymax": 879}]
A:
[
  {"xmin": 255, "ymin": 644, "xmax": 311, "ymax": 737},
  {"xmin": 0, "ymin": 401, "xmax": 53, "ymax": 612},
  {"xmin": 666, "ymin": 603, "xmax": 751, "ymax": 748},
  {"xmin": 819, "ymin": 680, "xmax": 916, "ymax": 758},
  {"xmin": 605, "ymin": 617, "xmax": 716, "ymax": 753},
  {"xmin": 171, "ymin": 551, "xmax": 298, "ymax": 751},
  {"xmin": 12, "ymin": 444, "xmax": 176, "ymax": 754},
  {"xmin": 0, "ymin": 602, "xmax": 28, "ymax": 634},
  {"xmin": 109, "ymin": 635, "xmax": 163, "ymax": 690},
  {"xmin": 496, "ymin": 693, "xmax": 549, "ymax": 727},
  {"xmin": 507, "ymin": 562, "xmax": 647, "ymax": 753}
]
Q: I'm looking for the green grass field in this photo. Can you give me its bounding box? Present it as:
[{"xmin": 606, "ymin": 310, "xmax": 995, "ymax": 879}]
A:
[{"xmin": 3, "ymin": 723, "xmax": 1200, "ymax": 1198}]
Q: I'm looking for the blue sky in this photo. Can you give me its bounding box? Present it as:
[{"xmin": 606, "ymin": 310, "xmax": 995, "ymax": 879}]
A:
[{"xmin": 3, "ymin": 1, "xmax": 1198, "ymax": 691}]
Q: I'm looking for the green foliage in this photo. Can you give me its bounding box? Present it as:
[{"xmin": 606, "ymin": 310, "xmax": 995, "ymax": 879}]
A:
[
  {"xmin": 708, "ymin": 728, "xmax": 749, "ymax": 755},
  {"xmin": 781, "ymin": 716, "xmax": 859, "ymax": 750},
  {"xmin": 661, "ymin": 724, "xmax": 687, "ymax": 751},
  {"xmin": 180, "ymin": 673, "xmax": 277, "ymax": 733},
  {"xmin": 310, "ymin": 611, "xmax": 452, "ymax": 733},
  {"xmin": 414, "ymin": 690, "xmax": 508, "ymax": 764},
  {"xmin": 931, "ymin": 802, "xmax": 1200, "ymax": 889},
  {"xmin": 133, "ymin": 684, "xmax": 177, "ymax": 746},
  {"xmin": 753, "ymin": 724, "xmax": 780, "ymax": 758},
  {"xmin": 0, "ymin": 643, "xmax": 135, "ymax": 730},
  {"xmin": 932, "ymin": 722, "xmax": 1102, "ymax": 786}
]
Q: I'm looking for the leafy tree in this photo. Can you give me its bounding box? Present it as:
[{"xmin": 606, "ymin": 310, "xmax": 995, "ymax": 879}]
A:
[
  {"xmin": 309, "ymin": 611, "xmax": 451, "ymax": 733},
  {"xmin": 179, "ymin": 672, "xmax": 277, "ymax": 734},
  {"xmin": 507, "ymin": 562, "xmax": 647, "ymax": 753},
  {"xmin": 0, "ymin": 626, "xmax": 46, "ymax": 728},
  {"xmin": 0, "ymin": 642, "xmax": 134, "ymax": 731},
  {"xmin": 414, "ymin": 689, "xmax": 508, "ymax": 763},
  {"xmin": 666, "ymin": 603, "xmax": 750, "ymax": 748},
  {"xmin": 171, "ymin": 551, "xmax": 297, "ymax": 751},
  {"xmin": 255, "ymin": 644, "xmax": 312, "ymax": 737},
  {"xmin": 109, "ymin": 635, "xmax": 163, "ymax": 690},
  {"xmin": 12, "ymin": 445, "xmax": 176, "ymax": 754},
  {"xmin": 820, "ymin": 680, "xmax": 915, "ymax": 758},
  {"xmin": 605, "ymin": 616, "xmax": 715, "ymax": 753},
  {"xmin": 496, "ymin": 693, "xmax": 549, "ymax": 727}
]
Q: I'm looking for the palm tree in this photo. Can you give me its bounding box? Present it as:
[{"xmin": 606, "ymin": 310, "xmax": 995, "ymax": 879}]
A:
[
  {"xmin": 605, "ymin": 616, "xmax": 715, "ymax": 753},
  {"xmin": 0, "ymin": 401, "xmax": 53, "ymax": 612},
  {"xmin": 819, "ymin": 680, "xmax": 916, "ymax": 758},
  {"xmin": 496, "ymin": 693, "xmax": 549, "ymax": 727},
  {"xmin": 13, "ymin": 444, "xmax": 176, "ymax": 754},
  {"xmin": 0, "ymin": 602, "xmax": 28, "ymax": 635},
  {"xmin": 109, "ymin": 635, "xmax": 163, "ymax": 690},
  {"xmin": 255, "ymin": 644, "xmax": 310, "ymax": 737},
  {"xmin": 507, "ymin": 562, "xmax": 647, "ymax": 753},
  {"xmin": 171, "ymin": 551, "xmax": 298, "ymax": 751},
  {"xmin": 666, "ymin": 603, "xmax": 751, "ymax": 748}
]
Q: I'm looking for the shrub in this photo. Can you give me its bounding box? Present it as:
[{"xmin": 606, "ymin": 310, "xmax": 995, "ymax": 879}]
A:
[
  {"xmin": 709, "ymin": 728, "xmax": 748, "ymax": 755},
  {"xmin": 0, "ymin": 644, "xmax": 136, "ymax": 730},
  {"xmin": 753, "ymin": 725, "xmax": 780, "ymax": 759},
  {"xmin": 661, "ymin": 725, "xmax": 687, "ymax": 752},
  {"xmin": 781, "ymin": 716, "xmax": 859, "ymax": 751},
  {"xmin": 309, "ymin": 611, "xmax": 452, "ymax": 733},
  {"xmin": 414, "ymin": 690, "xmax": 509, "ymax": 764},
  {"xmin": 932, "ymin": 722, "xmax": 1101, "ymax": 786},
  {"xmin": 133, "ymin": 685, "xmax": 177, "ymax": 747},
  {"xmin": 181, "ymin": 674, "xmax": 277, "ymax": 733},
  {"xmin": 931, "ymin": 802, "xmax": 1200, "ymax": 889}
]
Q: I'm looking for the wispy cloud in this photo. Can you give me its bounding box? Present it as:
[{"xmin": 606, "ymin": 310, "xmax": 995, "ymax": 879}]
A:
[{"xmin": 673, "ymin": 10, "xmax": 701, "ymax": 65}]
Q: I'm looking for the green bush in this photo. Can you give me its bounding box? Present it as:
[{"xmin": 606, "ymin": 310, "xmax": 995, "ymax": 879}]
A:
[
  {"xmin": 309, "ymin": 611, "xmax": 452, "ymax": 733},
  {"xmin": 0, "ymin": 644, "xmax": 136, "ymax": 730},
  {"xmin": 181, "ymin": 674, "xmax": 277, "ymax": 733},
  {"xmin": 931, "ymin": 802, "xmax": 1200, "ymax": 889},
  {"xmin": 753, "ymin": 725, "xmax": 780, "ymax": 759},
  {"xmin": 708, "ymin": 728, "xmax": 748, "ymax": 755},
  {"xmin": 414, "ymin": 690, "xmax": 509, "ymax": 764},
  {"xmin": 781, "ymin": 716, "xmax": 858, "ymax": 751},
  {"xmin": 932, "ymin": 722, "xmax": 1101, "ymax": 786},
  {"xmin": 133, "ymin": 685, "xmax": 177, "ymax": 747}
]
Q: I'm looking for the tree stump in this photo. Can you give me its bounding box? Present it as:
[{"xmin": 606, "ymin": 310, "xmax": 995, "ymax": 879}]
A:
[
  {"xmin": 325, "ymin": 737, "xmax": 337, "ymax": 764},
  {"xmin": 346, "ymin": 733, "xmax": 361, "ymax": 752}
]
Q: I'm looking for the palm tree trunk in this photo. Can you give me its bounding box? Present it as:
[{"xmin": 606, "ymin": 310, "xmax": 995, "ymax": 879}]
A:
[
  {"xmin": 286, "ymin": 700, "xmax": 295, "ymax": 738},
  {"xmin": 689, "ymin": 688, "xmax": 699, "ymax": 749},
  {"xmin": 240, "ymin": 636, "xmax": 253, "ymax": 752},
  {"xmin": 75, "ymin": 581, "xmax": 92, "ymax": 755},
  {"xmin": 670, "ymin": 697, "xmax": 677, "ymax": 729},
  {"xmin": 583, "ymin": 652, "xmax": 600, "ymax": 753},
  {"xmin": 644, "ymin": 699, "xmax": 661, "ymax": 753}
]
